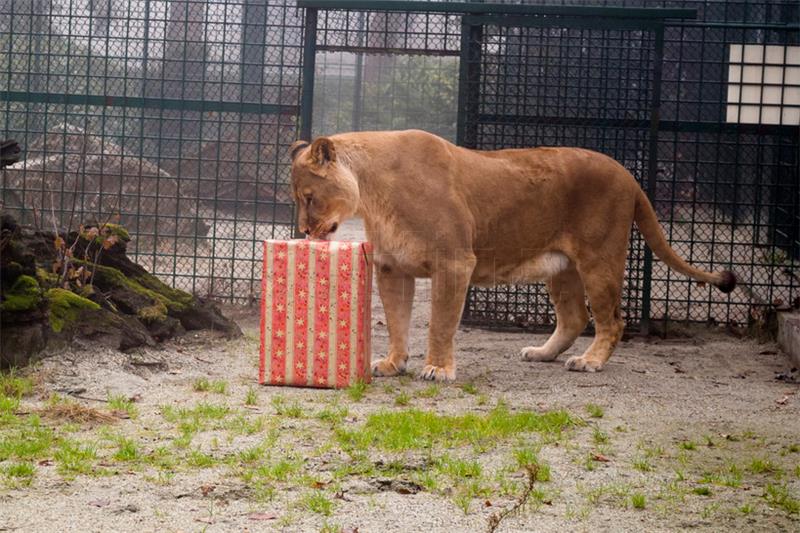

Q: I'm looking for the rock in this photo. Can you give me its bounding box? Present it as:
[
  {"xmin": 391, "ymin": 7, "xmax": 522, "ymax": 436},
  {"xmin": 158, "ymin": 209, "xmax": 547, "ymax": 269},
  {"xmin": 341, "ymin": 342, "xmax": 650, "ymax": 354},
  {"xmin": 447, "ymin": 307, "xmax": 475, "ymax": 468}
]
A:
[{"xmin": 0, "ymin": 212, "xmax": 240, "ymax": 368}]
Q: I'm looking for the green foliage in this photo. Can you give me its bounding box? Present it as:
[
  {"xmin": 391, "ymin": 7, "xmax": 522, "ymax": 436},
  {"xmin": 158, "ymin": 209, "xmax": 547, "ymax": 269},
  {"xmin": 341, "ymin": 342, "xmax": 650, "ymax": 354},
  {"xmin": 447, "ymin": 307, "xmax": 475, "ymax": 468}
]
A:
[
  {"xmin": 297, "ymin": 490, "xmax": 333, "ymax": 516},
  {"xmin": 193, "ymin": 378, "xmax": 228, "ymax": 394},
  {"xmin": 245, "ymin": 388, "xmax": 258, "ymax": 406},
  {"xmin": 764, "ymin": 484, "xmax": 799, "ymax": 515},
  {"xmin": 313, "ymin": 55, "xmax": 459, "ymax": 140},
  {"xmin": 55, "ymin": 439, "xmax": 97, "ymax": 477},
  {"xmin": 585, "ymin": 403, "xmax": 604, "ymax": 418},
  {"xmin": 271, "ymin": 396, "xmax": 304, "ymax": 418},
  {"xmin": 44, "ymin": 288, "xmax": 100, "ymax": 332},
  {"xmin": 346, "ymin": 380, "xmax": 368, "ymax": 402},
  {"xmin": 0, "ymin": 370, "xmax": 34, "ymax": 399},
  {"xmin": 107, "ymin": 394, "xmax": 138, "ymax": 418},
  {"xmin": 2, "ymin": 462, "xmax": 35, "ymax": 485},
  {"xmin": 394, "ymin": 391, "xmax": 411, "ymax": 406},
  {"xmin": 0, "ymin": 275, "xmax": 41, "ymax": 312},
  {"xmin": 336, "ymin": 405, "xmax": 576, "ymax": 452},
  {"xmin": 631, "ymin": 492, "xmax": 647, "ymax": 509},
  {"xmin": 460, "ymin": 382, "xmax": 478, "ymax": 395}
]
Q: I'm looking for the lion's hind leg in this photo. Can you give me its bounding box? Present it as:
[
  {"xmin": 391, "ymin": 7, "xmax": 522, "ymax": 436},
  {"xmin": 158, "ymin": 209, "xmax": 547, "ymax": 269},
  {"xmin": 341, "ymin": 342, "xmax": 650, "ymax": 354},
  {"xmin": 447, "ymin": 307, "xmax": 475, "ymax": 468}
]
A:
[
  {"xmin": 564, "ymin": 258, "xmax": 625, "ymax": 372},
  {"xmin": 521, "ymin": 266, "xmax": 588, "ymax": 362}
]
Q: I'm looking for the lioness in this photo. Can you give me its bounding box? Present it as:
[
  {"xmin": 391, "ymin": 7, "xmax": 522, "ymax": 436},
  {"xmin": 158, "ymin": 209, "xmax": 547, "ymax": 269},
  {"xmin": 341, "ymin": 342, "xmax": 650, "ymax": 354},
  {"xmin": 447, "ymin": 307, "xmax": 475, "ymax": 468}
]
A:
[{"xmin": 289, "ymin": 130, "xmax": 736, "ymax": 381}]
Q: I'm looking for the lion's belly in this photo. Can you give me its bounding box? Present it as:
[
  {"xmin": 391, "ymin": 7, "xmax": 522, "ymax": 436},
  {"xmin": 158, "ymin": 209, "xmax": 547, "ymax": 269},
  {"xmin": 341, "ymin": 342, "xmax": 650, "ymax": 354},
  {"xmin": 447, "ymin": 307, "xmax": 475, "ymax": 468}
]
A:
[{"xmin": 471, "ymin": 252, "xmax": 570, "ymax": 286}]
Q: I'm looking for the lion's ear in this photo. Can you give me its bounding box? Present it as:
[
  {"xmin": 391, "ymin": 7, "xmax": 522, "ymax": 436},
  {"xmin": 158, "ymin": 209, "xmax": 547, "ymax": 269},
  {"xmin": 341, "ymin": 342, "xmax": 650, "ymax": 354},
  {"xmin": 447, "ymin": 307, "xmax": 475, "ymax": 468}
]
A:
[
  {"xmin": 289, "ymin": 140, "xmax": 309, "ymax": 161},
  {"xmin": 310, "ymin": 137, "xmax": 336, "ymax": 166}
]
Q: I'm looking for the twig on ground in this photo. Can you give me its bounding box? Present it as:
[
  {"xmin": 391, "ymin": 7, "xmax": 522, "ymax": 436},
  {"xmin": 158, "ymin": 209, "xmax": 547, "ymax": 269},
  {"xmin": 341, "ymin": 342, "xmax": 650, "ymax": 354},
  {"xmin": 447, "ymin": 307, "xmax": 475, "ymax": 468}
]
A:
[{"xmin": 486, "ymin": 464, "xmax": 539, "ymax": 533}]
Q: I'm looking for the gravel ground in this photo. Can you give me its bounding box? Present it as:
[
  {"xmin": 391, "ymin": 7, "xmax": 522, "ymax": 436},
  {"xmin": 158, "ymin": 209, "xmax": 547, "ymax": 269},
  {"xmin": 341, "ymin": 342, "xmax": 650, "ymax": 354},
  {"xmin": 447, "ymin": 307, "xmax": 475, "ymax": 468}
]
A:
[{"xmin": 1, "ymin": 220, "xmax": 798, "ymax": 533}]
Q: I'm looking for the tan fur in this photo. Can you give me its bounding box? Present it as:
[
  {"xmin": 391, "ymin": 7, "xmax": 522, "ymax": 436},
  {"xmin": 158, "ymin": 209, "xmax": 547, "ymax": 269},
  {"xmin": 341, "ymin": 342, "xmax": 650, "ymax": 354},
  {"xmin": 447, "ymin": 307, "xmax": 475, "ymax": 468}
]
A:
[{"xmin": 290, "ymin": 130, "xmax": 736, "ymax": 381}]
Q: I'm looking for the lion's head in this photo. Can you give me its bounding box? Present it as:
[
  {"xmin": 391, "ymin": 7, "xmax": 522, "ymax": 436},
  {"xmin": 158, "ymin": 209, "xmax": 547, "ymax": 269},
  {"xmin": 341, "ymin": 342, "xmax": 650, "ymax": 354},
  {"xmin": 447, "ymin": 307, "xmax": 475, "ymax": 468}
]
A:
[{"xmin": 289, "ymin": 137, "xmax": 360, "ymax": 240}]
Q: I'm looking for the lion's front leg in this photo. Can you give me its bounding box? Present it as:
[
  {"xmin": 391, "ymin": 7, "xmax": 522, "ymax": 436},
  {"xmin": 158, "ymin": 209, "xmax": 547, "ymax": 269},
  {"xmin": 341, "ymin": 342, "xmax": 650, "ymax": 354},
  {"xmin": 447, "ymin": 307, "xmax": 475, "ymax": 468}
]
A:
[
  {"xmin": 371, "ymin": 265, "xmax": 415, "ymax": 377},
  {"xmin": 419, "ymin": 255, "xmax": 476, "ymax": 382}
]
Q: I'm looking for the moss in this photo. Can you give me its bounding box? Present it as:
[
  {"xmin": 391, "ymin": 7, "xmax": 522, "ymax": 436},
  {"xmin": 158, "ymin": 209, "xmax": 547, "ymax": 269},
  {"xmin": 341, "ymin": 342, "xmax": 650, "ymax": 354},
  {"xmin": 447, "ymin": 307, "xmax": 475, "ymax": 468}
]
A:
[
  {"xmin": 100, "ymin": 223, "xmax": 130, "ymax": 242},
  {"xmin": 81, "ymin": 223, "xmax": 131, "ymax": 245},
  {"xmin": 137, "ymin": 302, "xmax": 168, "ymax": 323},
  {"xmin": 73, "ymin": 260, "xmax": 190, "ymax": 313},
  {"xmin": 1, "ymin": 275, "xmax": 42, "ymax": 312},
  {"xmin": 35, "ymin": 268, "xmax": 59, "ymax": 289},
  {"xmin": 44, "ymin": 288, "xmax": 101, "ymax": 333}
]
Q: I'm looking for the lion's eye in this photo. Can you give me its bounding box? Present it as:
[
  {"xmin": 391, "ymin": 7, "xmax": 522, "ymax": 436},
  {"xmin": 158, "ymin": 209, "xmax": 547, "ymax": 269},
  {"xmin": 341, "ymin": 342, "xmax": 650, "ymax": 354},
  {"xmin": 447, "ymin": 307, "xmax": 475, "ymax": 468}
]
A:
[{"xmin": 304, "ymin": 195, "xmax": 313, "ymax": 207}]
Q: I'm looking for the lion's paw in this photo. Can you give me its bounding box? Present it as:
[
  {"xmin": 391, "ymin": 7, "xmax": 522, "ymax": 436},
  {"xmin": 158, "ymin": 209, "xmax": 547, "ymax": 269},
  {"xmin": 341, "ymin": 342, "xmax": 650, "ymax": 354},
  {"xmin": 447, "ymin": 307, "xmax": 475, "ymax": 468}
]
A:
[
  {"xmin": 520, "ymin": 346, "xmax": 559, "ymax": 362},
  {"xmin": 418, "ymin": 364, "xmax": 455, "ymax": 382},
  {"xmin": 371, "ymin": 358, "xmax": 405, "ymax": 377},
  {"xmin": 564, "ymin": 355, "xmax": 604, "ymax": 373}
]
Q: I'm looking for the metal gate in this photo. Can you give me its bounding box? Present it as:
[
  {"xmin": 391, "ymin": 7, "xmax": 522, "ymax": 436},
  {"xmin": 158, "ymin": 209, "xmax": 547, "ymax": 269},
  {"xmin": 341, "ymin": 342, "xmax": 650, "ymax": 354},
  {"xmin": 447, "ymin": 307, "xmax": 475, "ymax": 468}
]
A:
[{"xmin": 457, "ymin": 13, "xmax": 672, "ymax": 331}]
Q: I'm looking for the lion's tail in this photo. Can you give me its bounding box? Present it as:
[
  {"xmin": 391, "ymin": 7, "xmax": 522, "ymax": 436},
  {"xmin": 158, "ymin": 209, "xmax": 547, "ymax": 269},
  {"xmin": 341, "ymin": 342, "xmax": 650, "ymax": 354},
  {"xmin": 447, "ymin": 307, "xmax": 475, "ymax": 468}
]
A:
[{"xmin": 634, "ymin": 188, "xmax": 736, "ymax": 293}]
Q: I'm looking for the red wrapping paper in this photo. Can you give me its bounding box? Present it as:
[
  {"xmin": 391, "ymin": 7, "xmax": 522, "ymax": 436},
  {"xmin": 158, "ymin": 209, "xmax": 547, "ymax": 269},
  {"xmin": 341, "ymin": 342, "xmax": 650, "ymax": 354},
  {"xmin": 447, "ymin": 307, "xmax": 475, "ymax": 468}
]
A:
[{"xmin": 260, "ymin": 239, "xmax": 372, "ymax": 388}]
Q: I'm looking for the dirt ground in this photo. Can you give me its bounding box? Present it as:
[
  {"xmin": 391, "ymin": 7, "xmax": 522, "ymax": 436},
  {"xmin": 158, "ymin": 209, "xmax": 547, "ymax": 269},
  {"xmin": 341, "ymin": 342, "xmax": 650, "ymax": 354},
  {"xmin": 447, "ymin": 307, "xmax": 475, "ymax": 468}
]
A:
[{"xmin": 1, "ymin": 221, "xmax": 799, "ymax": 532}]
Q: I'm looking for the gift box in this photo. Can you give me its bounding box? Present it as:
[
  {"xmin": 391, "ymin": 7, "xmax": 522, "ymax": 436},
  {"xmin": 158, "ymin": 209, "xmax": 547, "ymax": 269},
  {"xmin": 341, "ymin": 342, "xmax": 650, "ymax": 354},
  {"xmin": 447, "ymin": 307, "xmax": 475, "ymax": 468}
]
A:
[{"xmin": 260, "ymin": 239, "xmax": 373, "ymax": 388}]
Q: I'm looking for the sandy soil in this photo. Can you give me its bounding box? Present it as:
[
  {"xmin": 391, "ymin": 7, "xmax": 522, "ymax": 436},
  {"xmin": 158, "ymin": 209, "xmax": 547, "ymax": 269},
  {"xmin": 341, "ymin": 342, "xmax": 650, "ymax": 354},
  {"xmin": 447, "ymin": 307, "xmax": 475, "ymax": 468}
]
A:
[{"xmin": 1, "ymin": 220, "xmax": 798, "ymax": 533}]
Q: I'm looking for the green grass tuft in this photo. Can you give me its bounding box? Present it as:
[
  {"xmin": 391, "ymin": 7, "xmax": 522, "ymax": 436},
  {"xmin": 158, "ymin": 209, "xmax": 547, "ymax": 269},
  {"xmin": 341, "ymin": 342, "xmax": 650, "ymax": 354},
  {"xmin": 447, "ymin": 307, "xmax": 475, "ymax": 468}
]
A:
[
  {"xmin": 585, "ymin": 403, "xmax": 604, "ymax": 418},
  {"xmin": 631, "ymin": 492, "xmax": 646, "ymax": 509},
  {"xmin": 460, "ymin": 382, "xmax": 478, "ymax": 395},
  {"xmin": 193, "ymin": 378, "xmax": 228, "ymax": 394},
  {"xmin": 298, "ymin": 490, "xmax": 334, "ymax": 516},
  {"xmin": 346, "ymin": 380, "xmax": 368, "ymax": 402},
  {"xmin": 2, "ymin": 462, "xmax": 35, "ymax": 486},
  {"xmin": 417, "ymin": 384, "xmax": 440, "ymax": 399},
  {"xmin": 245, "ymin": 388, "xmax": 258, "ymax": 406},
  {"xmin": 394, "ymin": 391, "xmax": 411, "ymax": 406},
  {"xmin": 107, "ymin": 394, "xmax": 138, "ymax": 418},
  {"xmin": 271, "ymin": 395, "xmax": 305, "ymax": 418},
  {"xmin": 55, "ymin": 439, "xmax": 97, "ymax": 477},
  {"xmin": 764, "ymin": 483, "xmax": 799, "ymax": 515}
]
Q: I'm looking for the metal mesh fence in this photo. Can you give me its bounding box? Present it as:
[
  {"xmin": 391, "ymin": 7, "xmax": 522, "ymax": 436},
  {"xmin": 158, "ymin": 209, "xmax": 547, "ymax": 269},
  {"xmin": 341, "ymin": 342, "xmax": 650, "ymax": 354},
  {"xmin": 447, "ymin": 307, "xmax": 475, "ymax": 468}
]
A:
[
  {"xmin": 1, "ymin": 0, "xmax": 302, "ymax": 303},
  {"xmin": 460, "ymin": 17, "xmax": 660, "ymax": 329}
]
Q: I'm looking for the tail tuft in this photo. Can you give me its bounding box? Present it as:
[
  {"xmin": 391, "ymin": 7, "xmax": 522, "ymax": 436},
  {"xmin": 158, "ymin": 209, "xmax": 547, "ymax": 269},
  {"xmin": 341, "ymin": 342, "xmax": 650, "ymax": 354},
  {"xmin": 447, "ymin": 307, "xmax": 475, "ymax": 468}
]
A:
[{"xmin": 715, "ymin": 270, "xmax": 737, "ymax": 294}]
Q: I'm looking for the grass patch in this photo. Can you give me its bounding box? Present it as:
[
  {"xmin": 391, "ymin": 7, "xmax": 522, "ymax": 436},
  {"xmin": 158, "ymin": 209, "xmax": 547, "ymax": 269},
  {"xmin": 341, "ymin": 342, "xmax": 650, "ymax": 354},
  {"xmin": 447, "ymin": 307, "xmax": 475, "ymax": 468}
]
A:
[
  {"xmin": 585, "ymin": 403, "xmax": 604, "ymax": 419},
  {"xmin": 271, "ymin": 396, "xmax": 305, "ymax": 418},
  {"xmin": 592, "ymin": 427, "xmax": 609, "ymax": 445},
  {"xmin": 112, "ymin": 437, "xmax": 140, "ymax": 462},
  {"xmin": 107, "ymin": 394, "xmax": 138, "ymax": 418},
  {"xmin": 764, "ymin": 484, "xmax": 799, "ymax": 515},
  {"xmin": 0, "ymin": 370, "xmax": 34, "ymax": 399},
  {"xmin": 2, "ymin": 462, "xmax": 35, "ymax": 486},
  {"xmin": 631, "ymin": 492, "xmax": 646, "ymax": 509},
  {"xmin": 0, "ymin": 417, "xmax": 55, "ymax": 461},
  {"xmin": 417, "ymin": 384, "xmax": 440, "ymax": 399},
  {"xmin": 245, "ymin": 388, "xmax": 258, "ymax": 406},
  {"xmin": 55, "ymin": 439, "xmax": 97, "ymax": 477},
  {"xmin": 748, "ymin": 457, "xmax": 778, "ymax": 475},
  {"xmin": 336, "ymin": 405, "xmax": 576, "ymax": 452},
  {"xmin": 460, "ymin": 382, "xmax": 478, "ymax": 395},
  {"xmin": 346, "ymin": 380, "xmax": 368, "ymax": 402},
  {"xmin": 193, "ymin": 378, "xmax": 228, "ymax": 394},
  {"xmin": 632, "ymin": 457, "xmax": 653, "ymax": 472},
  {"xmin": 513, "ymin": 447, "xmax": 551, "ymax": 482},
  {"xmin": 186, "ymin": 449, "xmax": 217, "ymax": 468},
  {"xmin": 394, "ymin": 392, "xmax": 411, "ymax": 406},
  {"xmin": 692, "ymin": 486, "xmax": 712, "ymax": 496},
  {"xmin": 316, "ymin": 404, "xmax": 348, "ymax": 425},
  {"xmin": 298, "ymin": 491, "xmax": 334, "ymax": 516},
  {"xmin": 679, "ymin": 440, "xmax": 697, "ymax": 451}
]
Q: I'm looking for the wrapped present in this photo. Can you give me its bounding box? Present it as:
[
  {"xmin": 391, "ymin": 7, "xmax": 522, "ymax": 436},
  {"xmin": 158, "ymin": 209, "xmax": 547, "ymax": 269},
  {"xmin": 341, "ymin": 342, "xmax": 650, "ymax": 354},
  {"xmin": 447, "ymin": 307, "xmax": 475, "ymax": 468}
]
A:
[{"xmin": 260, "ymin": 239, "xmax": 373, "ymax": 388}]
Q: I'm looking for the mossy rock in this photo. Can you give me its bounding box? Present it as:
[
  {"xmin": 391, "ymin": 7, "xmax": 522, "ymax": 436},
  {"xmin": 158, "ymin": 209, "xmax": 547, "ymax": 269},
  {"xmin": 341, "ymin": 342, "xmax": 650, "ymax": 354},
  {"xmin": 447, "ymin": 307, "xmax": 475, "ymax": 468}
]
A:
[
  {"xmin": 44, "ymin": 288, "xmax": 101, "ymax": 333},
  {"xmin": 1, "ymin": 275, "xmax": 42, "ymax": 312},
  {"xmin": 35, "ymin": 267, "xmax": 59, "ymax": 289}
]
